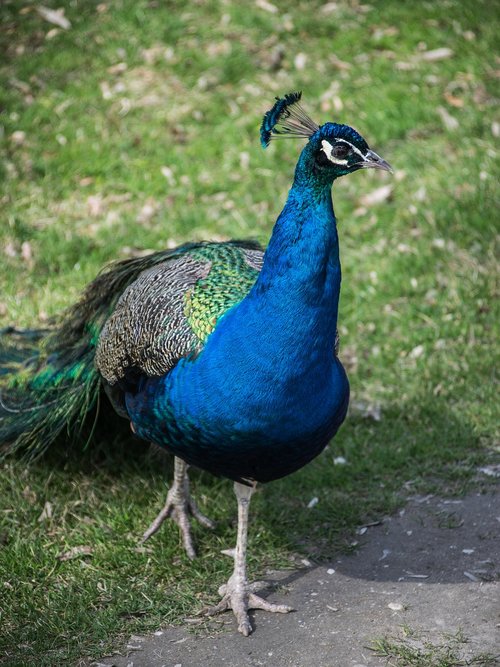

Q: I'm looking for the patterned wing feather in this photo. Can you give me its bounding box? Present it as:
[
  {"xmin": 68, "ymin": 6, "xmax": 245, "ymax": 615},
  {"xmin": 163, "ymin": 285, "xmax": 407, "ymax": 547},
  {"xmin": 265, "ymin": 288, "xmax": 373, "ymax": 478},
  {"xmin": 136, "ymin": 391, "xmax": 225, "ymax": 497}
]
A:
[{"xmin": 95, "ymin": 244, "xmax": 264, "ymax": 387}]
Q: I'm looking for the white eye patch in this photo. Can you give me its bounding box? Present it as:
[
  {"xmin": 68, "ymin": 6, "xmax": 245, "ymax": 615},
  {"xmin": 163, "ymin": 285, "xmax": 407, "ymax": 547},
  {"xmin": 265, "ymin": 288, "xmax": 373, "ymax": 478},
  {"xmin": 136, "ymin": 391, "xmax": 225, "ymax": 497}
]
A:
[
  {"xmin": 321, "ymin": 138, "xmax": 366, "ymax": 166},
  {"xmin": 321, "ymin": 139, "xmax": 348, "ymax": 165}
]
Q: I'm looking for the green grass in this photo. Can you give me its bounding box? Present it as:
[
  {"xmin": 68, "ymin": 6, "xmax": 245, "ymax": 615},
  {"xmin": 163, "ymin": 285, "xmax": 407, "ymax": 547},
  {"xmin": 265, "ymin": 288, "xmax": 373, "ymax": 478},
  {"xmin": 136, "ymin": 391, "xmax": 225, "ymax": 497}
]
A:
[
  {"xmin": 1, "ymin": 0, "xmax": 498, "ymax": 664},
  {"xmin": 371, "ymin": 627, "xmax": 499, "ymax": 666}
]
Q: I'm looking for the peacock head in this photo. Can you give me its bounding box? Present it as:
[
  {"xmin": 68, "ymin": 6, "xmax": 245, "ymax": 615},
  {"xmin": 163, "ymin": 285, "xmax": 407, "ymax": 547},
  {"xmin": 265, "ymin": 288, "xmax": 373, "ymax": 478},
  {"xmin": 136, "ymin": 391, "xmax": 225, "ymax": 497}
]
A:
[{"xmin": 260, "ymin": 91, "xmax": 392, "ymax": 182}]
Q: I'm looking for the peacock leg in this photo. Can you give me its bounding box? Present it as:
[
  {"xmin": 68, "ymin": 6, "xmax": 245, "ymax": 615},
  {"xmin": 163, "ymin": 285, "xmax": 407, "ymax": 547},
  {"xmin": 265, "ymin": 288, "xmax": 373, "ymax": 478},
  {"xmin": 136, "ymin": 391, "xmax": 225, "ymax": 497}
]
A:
[
  {"xmin": 203, "ymin": 481, "xmax": 293, "ymax": 636},
  {"xmin": 141, "ymin": 456, "xmax": 214, "ymax": 559}
]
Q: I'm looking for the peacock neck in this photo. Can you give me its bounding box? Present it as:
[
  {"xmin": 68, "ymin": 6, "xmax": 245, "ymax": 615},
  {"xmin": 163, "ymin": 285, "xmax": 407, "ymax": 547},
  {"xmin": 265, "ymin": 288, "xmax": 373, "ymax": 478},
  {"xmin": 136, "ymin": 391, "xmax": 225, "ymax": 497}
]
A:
[
  {"xmin": 251, "ymin": 175, "xmax": 341, "ymax": 326},
  {"xmin": 208, "ymin": 171, "xmax": 341, "ymax": 379}
]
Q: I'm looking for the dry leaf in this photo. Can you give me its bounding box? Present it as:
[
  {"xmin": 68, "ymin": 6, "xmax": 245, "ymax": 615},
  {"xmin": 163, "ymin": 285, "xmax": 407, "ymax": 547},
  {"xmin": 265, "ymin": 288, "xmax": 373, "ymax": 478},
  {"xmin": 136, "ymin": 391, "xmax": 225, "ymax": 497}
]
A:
[
  {"xmin": 350, "ymin": 401, "xmax": 382, "ymax": 421},
  {"xmin": 160, "ymin": 166, "xmax": 175, "ymax": 185},
  {"xmin": 359, "ymin": 184, "xmax": 393, "ymax": 207},
  {"xmin": 87, "ymin": 195, "xmax": 103, "ymax": 217},
  {"xmin": 444, "ymin": 91, "xmax": 464, "ymax": 107},
  {"xmin": 57, "ymin": 545, "xmax": 94, "ymax": 561},
  {"xmin": 294, "ymin": 53, "xmax": 307, "ymax": 70},
  {"xmin": 21, "ymin": 241, "xmax": 33, "ymax": 266},
  {"xmin": 137, "ymin": 200, "xmax": 158, "ymax": 224},
  {"xmin": 255, "ymin": 0, "xmax": 278, "ymax": 13},
  {"xmin": 22, "ymin": 486, "xmax": 37, "ymax": 504},
  {"xmin": 36, "ymin": 6, "xmax": 71, "ymax": 30},
  {"xmin": 329, "ymin": 54, "xmax": 351, "ymax": 70},
  {"xmin": 437, "ymin": 106, "xmax": 459, "ymax": 130},
  {"xmin": 38, "ymin": 501, "xmax": 53, "ymax": 522},
  {"xmin": 321, "ymin": 2, "xmax": 339, "ymax": 13},
  {"xmin": 420, "ymin": 47, "xmax": 453, "ymax": 61},
  {"xmin": 107, "ymin": 62, "xmax": 127, "ymax": 75},
  {"xmin": 10, "ymin": 130, "xmax": 26, "ymax": 145},
  {"xmin": 409, "ymin": 344, "xmax": 424, "ymax": 359},
  {"xmin": 4, "ymin": 242, "xmax": 17, "ymax": 258}
]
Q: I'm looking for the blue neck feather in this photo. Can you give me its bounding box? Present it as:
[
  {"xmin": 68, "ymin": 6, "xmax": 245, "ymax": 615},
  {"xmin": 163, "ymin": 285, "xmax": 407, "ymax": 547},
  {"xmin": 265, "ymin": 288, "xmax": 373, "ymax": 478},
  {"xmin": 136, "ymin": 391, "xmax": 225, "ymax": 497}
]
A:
[{"xmin": 250, "ymin": 146, "xmax": 341, "ymax": 352}]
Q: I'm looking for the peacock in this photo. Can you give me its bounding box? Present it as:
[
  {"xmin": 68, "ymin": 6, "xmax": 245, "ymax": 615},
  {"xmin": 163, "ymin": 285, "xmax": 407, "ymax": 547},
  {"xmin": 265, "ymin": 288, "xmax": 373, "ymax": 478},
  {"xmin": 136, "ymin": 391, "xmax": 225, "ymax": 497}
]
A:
[{"xmin": 0, "ymin": 92, "xmax": 391, "ymax": 636}]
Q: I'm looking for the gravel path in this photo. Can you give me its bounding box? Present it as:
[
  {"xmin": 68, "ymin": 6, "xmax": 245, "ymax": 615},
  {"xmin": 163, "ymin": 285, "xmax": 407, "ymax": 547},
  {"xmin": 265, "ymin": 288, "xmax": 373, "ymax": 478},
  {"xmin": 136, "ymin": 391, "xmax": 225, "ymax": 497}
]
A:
[{"xmin": 96, "ymin": 491, "xmax": 499, "ymax": 667}]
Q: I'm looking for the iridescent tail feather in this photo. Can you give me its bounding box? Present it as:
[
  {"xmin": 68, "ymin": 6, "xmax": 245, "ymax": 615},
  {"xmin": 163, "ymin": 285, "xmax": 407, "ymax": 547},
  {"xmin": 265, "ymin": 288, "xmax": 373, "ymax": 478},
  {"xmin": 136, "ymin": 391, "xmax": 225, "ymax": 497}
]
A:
[{"xmin": 0, "ymin": 324, "xmax": 101, "ymax": 458}]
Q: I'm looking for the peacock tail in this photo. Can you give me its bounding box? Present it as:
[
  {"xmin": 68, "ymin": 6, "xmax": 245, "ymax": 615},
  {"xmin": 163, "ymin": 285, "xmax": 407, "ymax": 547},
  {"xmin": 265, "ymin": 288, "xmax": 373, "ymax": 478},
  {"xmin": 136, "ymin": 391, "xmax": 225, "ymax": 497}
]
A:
[{"xmin": 0, "ymin": 241, "xmax": 263, "ymax": 459}]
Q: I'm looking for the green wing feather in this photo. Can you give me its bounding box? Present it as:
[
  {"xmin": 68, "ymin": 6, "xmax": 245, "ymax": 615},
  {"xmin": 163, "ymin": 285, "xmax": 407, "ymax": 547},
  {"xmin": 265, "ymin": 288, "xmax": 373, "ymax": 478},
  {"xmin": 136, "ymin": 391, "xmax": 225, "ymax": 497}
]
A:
[{"xmin": 183, "ymin": 244, "xmax": 263, "ymax": 344}]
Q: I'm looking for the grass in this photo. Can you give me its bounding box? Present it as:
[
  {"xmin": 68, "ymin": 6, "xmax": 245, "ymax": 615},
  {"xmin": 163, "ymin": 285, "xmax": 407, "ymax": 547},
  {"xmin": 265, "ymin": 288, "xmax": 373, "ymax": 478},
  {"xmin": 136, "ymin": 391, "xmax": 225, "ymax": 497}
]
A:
[
  {"xmin": 0, "ymin": 0, "xmax": 498, "ymax": 664},
  {"xmin": 371, "ymin": 627, "xmax": 499, "ymax": 666}
]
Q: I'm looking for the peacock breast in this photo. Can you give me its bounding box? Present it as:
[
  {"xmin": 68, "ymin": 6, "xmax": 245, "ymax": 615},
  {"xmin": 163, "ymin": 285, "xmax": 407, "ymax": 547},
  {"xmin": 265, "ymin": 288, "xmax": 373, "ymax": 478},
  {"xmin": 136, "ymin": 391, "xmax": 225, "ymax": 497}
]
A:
[{"xmin": 128, "ymin": 347, "xmax": 349, "ymax": 483}]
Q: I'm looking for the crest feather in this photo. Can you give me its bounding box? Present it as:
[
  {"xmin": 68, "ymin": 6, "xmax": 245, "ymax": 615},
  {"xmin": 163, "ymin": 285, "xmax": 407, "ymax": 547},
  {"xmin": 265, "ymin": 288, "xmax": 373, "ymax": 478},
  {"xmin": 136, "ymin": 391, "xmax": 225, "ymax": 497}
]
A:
[{"xmin": 260, "ymin": 91, "xmax": 319, "ymax": 148}]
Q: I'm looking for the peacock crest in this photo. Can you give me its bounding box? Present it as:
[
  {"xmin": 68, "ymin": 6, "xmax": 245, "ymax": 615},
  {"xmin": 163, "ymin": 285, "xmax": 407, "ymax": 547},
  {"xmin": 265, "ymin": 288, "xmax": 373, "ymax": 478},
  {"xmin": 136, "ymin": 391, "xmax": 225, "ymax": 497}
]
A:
[{"xmin": 260, "ymin": 91, "xmax": 319, "ymax": 147}]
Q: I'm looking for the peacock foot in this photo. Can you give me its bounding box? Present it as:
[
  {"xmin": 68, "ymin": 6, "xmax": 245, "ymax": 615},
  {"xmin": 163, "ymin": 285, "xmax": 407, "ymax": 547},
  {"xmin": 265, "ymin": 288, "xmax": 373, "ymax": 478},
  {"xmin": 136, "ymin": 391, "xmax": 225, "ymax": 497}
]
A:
[
  {"xmin": 202, "ymin": 577, "xmax": 294, "ymax": 636},
  {"xmin": 141, "ymin": 458, "xmax": 214, "ymax": 559}
]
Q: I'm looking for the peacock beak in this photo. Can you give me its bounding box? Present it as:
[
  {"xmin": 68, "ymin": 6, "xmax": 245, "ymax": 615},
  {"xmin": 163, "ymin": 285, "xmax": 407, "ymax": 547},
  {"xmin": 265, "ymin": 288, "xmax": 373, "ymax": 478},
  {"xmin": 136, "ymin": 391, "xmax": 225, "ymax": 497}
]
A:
[{"xmin": 360, "ymin": 149, "xmax": 393, "ymax": 173}]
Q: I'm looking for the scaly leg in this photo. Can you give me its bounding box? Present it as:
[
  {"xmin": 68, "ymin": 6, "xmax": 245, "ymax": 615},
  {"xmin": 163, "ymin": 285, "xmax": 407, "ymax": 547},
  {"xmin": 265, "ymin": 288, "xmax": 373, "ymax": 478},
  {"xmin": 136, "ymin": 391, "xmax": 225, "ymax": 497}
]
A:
[
  {"xmin": 141, "ymin": 456, "xmax": 214, "ymax": 559},
  {"xmin": 203, "ymin": 481, "xmax": 293, "ymax": 636}
]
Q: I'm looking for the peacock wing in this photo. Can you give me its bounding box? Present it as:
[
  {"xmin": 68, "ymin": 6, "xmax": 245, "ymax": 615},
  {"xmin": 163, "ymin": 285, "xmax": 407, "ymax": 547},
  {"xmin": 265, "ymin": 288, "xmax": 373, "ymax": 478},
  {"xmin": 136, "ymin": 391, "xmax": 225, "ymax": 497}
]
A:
[{"xmin": 95, "ymin": 244, "xmax": 263, "ymax": 388}]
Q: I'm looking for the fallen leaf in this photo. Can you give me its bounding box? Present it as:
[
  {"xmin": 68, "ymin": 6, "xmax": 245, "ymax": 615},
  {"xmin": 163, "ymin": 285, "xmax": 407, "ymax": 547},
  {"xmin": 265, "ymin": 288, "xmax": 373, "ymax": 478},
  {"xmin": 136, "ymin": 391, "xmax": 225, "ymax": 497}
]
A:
[
  {"xmin": 444, "ymin": 91, "xmax": 464, "ymax": 107},
  {"xmin": 359, "ymin": 184, "xmax": 393, "ymax": 207},
  {"xmin": 437, "ymin": 106, "xmax": 459, "ymax": 130},
  {"xmin": 409, "ymin": 344, "xmax": 424, "ymax": 359},
  {"xmin": 160, "ymin": 166, "xmax": 175, "ymax": 185},
  {"xmin": 294, "ymin": 53, "xmax": 307, "ymax": 70},
  {"xmin": 255, "ymin": 0, "xmax": 278, "ymax": 12},
  {"xmin": 321, "ymin": 2, "xmax": 339, "ymax": 13},
  {"xmin": 329, "ymin": 54, "xmax": 351, "ymax": 70},
  {"xmin": 87, "ymin": 195, "xmax": 103, "ymax": 217},
  {"xmin": 21, "ymin": 242, "xmax": 33, "ymax": 265},
  {"xmin": 36, "ymin": 6, "xmax": 71, "ymax": 30},
  {"xmin": 38, "ymin": 501, "xmax": 53, "ymax": 522},
  {"xmin": 4, "ymin": 242, "xmax": 17, "ymax": 258},
  {"xmin": 57, "ymin": 545, "xmax": 94, "ymax": 561},
  {"xmin": 420, "ymin": 47, "xmax": 453, "ymax": 61},
  {"xmin": 137, "ymin": 199, "xmax": 158, "ymax": 224},
  {"xmin": 350, "ymin": 401, "xmax": 382, "ymax": 421},
  {"xmin": 45, "ymin": 28, "xmax": 60, "ymax": 40},
  {"xmin": 22, "ymin": 486, "xmax": 37, "ymax": 504},
  {"xmin": 10, "ymin": 130, "xmax": 26, "ymax": 145},
  {"xmin": 107, "ymin": 62, "xmax": 127, "ymax": 75}
]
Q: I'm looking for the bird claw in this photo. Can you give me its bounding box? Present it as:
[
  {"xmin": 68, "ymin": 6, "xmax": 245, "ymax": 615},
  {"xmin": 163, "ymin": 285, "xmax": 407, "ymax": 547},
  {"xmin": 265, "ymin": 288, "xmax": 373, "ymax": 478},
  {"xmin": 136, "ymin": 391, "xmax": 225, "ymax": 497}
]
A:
[
  {"xmin": 141, "ymin": 484, "xmax": 214, "ymax": 559},
  {"xmin": 202, "ymin": 580, "xmax": 293, "ymax": 636}
]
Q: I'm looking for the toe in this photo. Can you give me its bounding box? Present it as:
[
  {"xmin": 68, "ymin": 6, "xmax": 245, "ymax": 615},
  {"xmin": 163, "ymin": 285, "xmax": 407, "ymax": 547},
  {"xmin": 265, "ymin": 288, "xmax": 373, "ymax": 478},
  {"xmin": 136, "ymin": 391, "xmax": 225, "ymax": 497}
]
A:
[
  {"xmin": 237, "ymin": 616, "xmax": 252, "ymax": 636},
  {"xmin": 248, "ymin": 592, "xmax": 294, "ymax": 614}
]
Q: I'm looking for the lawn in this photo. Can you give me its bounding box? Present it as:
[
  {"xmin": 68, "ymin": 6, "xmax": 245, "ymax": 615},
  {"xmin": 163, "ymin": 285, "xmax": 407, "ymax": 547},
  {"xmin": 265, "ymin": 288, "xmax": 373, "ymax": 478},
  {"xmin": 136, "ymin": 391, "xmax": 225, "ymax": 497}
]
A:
[{"xmin": 0, "ymin": 0, "xmax": 498, "ymax": 665}]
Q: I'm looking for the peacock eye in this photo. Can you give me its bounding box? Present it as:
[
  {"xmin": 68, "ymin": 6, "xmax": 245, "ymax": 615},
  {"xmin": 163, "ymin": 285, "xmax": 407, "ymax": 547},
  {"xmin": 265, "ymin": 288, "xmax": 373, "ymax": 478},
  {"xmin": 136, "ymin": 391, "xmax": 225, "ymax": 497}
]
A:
[{"xmin": 331, "ymin": 143, "xmax": 350, "ymax": 159}]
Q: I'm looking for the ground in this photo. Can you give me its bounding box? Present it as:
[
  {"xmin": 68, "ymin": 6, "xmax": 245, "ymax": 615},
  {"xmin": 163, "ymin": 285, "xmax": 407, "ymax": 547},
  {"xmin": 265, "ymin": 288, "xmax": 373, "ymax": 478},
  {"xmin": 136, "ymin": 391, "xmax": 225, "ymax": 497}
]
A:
[{"xmin": 95, "ymin": 490, "xmax": 499, "ymax": 667}]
